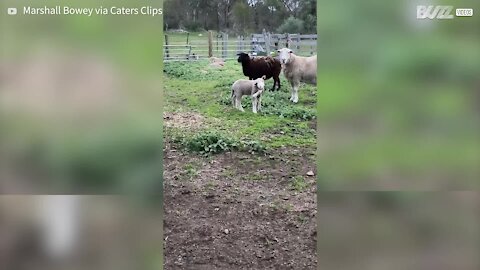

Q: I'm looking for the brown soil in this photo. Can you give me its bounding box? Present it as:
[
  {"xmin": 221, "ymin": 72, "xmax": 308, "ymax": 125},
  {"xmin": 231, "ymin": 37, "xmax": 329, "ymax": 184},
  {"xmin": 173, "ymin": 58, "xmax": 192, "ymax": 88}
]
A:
[{"xmin": 163, "ymin": 141, "xmax": 317, "ymax": 269}]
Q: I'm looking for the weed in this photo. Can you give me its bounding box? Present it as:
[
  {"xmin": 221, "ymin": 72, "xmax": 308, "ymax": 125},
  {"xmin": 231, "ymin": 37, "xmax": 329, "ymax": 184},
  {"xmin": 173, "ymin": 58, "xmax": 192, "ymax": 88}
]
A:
[
  {"xmin": 175, "ymin": 130, "xmax": 267, "ymax": 155},
  {"xmin": 184, "ymin": 131, "xmax": 240, "ymax": 154},
  {"xmin": 184, "ymin": 163, "xmax": 199, "ymax": 178},
  {"xmin": 205, "ymin": 181, "xmax": 217, "ymax": 190},
  {"xmin": 290, "ymin": 176, "xmax": 308, "ymax": 192}
]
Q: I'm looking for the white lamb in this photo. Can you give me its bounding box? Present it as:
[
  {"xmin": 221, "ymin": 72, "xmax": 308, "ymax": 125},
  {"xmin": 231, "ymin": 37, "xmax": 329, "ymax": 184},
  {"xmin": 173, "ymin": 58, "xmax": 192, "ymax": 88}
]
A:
[
  {"xmin": 231, "ymin": 76, "xmax": 266, "ymax": 113},
  {"xmin": 277, "ymin": 48, "xmax": 317, "ymax": 103}
]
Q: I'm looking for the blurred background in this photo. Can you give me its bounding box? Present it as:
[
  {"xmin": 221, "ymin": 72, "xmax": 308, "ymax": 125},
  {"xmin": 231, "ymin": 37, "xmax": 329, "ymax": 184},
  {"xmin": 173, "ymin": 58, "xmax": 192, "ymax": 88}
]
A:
[
  {"xmin": 164, "ymin": 0, "xmax": 316, "ymax": 34},
  {"xmin": 0, "ymin": 0, "xmax": 164, "ymax": 195},
  {"xmin": 318, "ymin": 192, "xmax": 480, "ymax": 270},
  {"xmin": 317, "ymin": 0, "xmax": 479, "ymax": 189},
  {"xmin": 0, "ymin": 195, "xmax": 163, "ymax": 270}
]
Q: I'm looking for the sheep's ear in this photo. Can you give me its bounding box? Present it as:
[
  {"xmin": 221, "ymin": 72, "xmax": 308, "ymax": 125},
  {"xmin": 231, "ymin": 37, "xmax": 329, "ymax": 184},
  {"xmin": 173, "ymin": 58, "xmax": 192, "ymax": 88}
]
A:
[
  {"xmin": 262, "ymin": 75, "xmax": 266, "ymax": 79},
  {"xmin": 254, "ymin": 83, "xmax": 258, "ymax": 86}
]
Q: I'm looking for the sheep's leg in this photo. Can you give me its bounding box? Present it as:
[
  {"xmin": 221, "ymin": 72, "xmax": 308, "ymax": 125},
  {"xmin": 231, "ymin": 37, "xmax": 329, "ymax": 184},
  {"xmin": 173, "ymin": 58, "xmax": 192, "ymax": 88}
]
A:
[
  {"xmin": 252, "ymin": 97, "xmax": 257, "ymax": 114},
  {"xmin": 289, "ymin": 81, "xmax": 295, "ymax": 101},
  {"xmin": 272, "ymin": 76, "xmax": 279, "ymax": 91},
  {"xmin": 257, "ymin": 96, "xmax": 262, "ymax": 111},
  {"xmin": 292, "ymin": 84, "xmax": 299, "ymax": 103}
]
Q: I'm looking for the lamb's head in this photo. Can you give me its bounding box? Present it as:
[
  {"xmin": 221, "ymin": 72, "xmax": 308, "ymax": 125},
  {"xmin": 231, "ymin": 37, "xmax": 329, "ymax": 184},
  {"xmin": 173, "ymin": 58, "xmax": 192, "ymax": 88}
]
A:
[
  {"xmin": 277, "ymin": 48, "xmax": 294, "ymax": 65},
  {"xmin": 254, "ymin": 76, "xmax": 266, "ymax": 91},
  {"xmin": 237, "ymin": 52, "xmax": 251, "ymax": 64}
]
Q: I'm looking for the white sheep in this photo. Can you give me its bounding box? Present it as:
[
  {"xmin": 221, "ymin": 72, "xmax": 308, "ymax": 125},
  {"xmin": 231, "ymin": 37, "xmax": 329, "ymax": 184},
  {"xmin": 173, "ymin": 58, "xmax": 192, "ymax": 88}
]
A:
[
  {"xmin": 231, "ymin": 76, "xmax": 266, "ymax": 113},
  {"xmin": 277, "ymin": 48, "xmax": 317, "ymax": 103}
]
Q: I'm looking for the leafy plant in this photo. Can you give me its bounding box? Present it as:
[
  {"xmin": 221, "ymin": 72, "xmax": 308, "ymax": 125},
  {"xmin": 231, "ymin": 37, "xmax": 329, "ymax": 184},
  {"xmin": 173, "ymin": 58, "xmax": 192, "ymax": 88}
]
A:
[
  {"xmin": 185, "ymin": 131, "xmax": 239, "ymax": 154},
  {"xmin": 175, "ymin": 130, "xmax": 267, "ymax": 155}
]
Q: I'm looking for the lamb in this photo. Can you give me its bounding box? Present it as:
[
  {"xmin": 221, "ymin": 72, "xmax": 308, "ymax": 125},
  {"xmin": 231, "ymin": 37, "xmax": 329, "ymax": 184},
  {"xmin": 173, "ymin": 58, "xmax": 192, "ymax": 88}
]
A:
[
  {"xmin": 237, "ymin": 52, "xmax": 282, "ymax": 91},
  {"xmin": 277, "ymin": 48, "xmax": 317, "ymax": 103},
  {"xmin": 231, "ymin": 76, "xmax": 266, "ymax": 114}
]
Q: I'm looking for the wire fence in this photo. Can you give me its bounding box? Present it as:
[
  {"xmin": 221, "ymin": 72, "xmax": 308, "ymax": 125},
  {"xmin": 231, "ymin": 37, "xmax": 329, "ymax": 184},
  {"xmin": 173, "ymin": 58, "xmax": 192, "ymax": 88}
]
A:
[{"xmin": 163, "ymin": 31, "xmax": 317, "ymax": 62}]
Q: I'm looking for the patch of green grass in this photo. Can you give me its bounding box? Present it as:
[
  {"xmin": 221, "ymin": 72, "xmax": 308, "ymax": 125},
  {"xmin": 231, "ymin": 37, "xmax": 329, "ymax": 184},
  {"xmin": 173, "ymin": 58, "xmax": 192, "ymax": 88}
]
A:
[
  {"xmin": 164, "ymin": 60, "xmax": 316, "ymax": 150},
  {"xmin": 219, "ymin": 90, "xmax": 316, "ymax": 120},
  {"xmin": 220, "ymin": 168, "xmax": 236, "ymax": 179},
  {"xmin": 184, "ymin": 163, "xmax": 200, "ymax": 179},
  {"xmin": 205, "ymin": 181, "xmax": 217, "ymax": 191},
  {"xmin": 290, "ymin": 176, "xmax": 308, "ymax": 192},
  {"xmin": 245, "ymin": 172, "xmax": 264, "ymax": 181}
]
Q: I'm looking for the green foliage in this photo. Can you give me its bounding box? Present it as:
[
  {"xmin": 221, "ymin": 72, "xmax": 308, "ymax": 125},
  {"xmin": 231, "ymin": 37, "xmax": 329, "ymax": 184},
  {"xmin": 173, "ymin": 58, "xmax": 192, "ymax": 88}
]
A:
[
  {"xmin": 164, "ymin": 61, "xmax": 239, "ymax": 81},
  {"xmin": 184, "ymin": 131, "xmax": 240, "ymax": 154},
  {"xmin": 232, "ymin": 1, "xmax": 253, "ymax": 33},
  {"xmin": 277, "ymin": 16, "xmax": 305, "ymax": 34},
  {"xmin": 175, "ymin": 130, "xmax": 267, "ymax": 155},
  {"xmin": 183, "ymin": 21, "xmax": 203, "ymax": 32},
  {"xmin": 164, "ymin": 0, "xmax": 316, "ymax": 34}
]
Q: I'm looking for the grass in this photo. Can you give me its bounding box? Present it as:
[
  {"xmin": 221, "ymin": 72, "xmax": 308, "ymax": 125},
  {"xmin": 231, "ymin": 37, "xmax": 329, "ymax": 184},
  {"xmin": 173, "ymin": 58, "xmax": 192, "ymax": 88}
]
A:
[
  {"xmin": 290, "ymin": 176, "xmax": 309, "ymax": 192},
  {"xmin": 164, "ymin": 60, "xmax": 316, "ymax": 154}
]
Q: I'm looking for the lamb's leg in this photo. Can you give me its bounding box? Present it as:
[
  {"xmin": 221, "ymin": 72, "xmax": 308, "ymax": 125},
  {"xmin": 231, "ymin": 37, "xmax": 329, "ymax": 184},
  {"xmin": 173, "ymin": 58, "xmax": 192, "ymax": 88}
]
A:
[
  {"xmin": 276, "ymin": 76, "xmax": 281, "ymax": 91},
  {"xmin": 237, "ymin": 96, "xmax": 245, "ymax": 112},
  {"xmin": 252, "ymin": 97, "xmax": 258, "ymax": 113},
  {"xmin": 257, "ymin": 96, "xmax": 262, "ymax": 111}
]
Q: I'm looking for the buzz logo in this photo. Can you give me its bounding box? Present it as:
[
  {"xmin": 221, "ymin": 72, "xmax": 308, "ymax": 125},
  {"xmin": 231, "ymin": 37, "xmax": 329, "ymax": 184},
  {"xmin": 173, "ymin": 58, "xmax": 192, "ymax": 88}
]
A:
[{"xmin": 417, "ymin": 5, "xmax": 454, "ymax": 19}]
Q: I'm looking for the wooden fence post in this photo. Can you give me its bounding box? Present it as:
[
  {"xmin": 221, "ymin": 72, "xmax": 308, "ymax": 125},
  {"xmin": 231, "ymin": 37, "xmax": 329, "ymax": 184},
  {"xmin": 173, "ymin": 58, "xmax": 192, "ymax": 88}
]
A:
[
  {"xmin": 165, "ymin": 34, "xmax": 170, "ymax": 59},
  {"xmin": 188, "ymin": 45, "xmax": 192, "ymax": 61},
  {"xmin": 237, "ymin": 36, "xmax": 241, "ymax": 54},
  {"xmin": 297, "ymin": 35, "xmax": 301, "ymax": 51},
  {"xmin": 240, "ymin": 36, "xmax": 244, "ymax": 52},
  {"xmin": 208, "ymin": 31, "xmax": 213, "ymax": 58},
  {"xmin": 311, "ymin": 36, "xmax": 315, "ymax": 55},
  {"xmin": 222, "ymin": 33, "xmax": 228, "ymax": 59},
  {"xmin": 265, "ymin": 32, "xmax": 271, "ymax": 54}
]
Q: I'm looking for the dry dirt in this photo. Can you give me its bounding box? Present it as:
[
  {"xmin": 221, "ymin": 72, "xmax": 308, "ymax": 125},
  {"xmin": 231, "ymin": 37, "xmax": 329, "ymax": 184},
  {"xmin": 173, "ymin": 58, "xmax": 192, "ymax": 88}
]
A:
[{"xmin": 163, "ymin": 140, "xmax": 317, "ymax": 269}]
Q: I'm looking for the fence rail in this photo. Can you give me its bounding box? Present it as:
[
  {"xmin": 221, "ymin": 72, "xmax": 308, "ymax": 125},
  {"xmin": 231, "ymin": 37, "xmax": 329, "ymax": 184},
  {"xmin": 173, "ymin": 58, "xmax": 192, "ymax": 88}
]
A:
[{"xmin": 164, "ymin": 31, "xmax": 317, "ymax": 62}]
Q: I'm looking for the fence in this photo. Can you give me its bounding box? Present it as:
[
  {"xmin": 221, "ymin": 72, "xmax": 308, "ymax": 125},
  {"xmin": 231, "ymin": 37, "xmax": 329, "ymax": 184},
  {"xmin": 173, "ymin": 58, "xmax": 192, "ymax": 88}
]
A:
[{"xmin": 163, "ymin": 31, "xmax": 317, "ymax": 62}]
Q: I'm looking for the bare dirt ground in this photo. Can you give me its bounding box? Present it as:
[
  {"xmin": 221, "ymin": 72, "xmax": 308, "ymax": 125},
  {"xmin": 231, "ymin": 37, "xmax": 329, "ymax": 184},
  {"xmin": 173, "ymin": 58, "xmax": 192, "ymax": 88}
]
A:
[{"xmin": 163, "ymin": 140, "xmax": 317, "ymax": 269}]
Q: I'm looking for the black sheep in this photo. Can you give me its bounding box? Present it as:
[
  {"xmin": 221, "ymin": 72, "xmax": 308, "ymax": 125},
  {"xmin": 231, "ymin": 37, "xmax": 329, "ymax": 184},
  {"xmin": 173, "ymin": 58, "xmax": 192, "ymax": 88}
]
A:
[{"xmin": 237, "ymin": 52, "xmax": 282, "ymax": 91}]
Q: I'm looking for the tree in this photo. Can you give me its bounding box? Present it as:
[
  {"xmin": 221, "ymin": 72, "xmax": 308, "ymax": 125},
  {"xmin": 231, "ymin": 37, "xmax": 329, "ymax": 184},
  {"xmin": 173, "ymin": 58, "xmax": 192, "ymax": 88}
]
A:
[
  {"xmin": 164, "ymin": 0, "xmax": 316, "ymax": 33},
  {"xmin": 277, "ymin": 16, "xmax": 304, "ymax": 33},
  {"xmin": 232, "ymin": 1, "xmax": 252, "ymax": 34}
]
